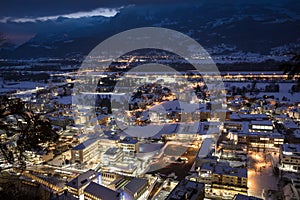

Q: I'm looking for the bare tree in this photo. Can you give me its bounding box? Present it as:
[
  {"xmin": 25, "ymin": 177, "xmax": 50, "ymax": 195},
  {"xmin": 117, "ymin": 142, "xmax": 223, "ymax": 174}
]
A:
[
  {"xmin": 281, "ymin": 54, "xmax": 300, "ymax": 85},
  {"xmin": 0, "ymin": 96, "xmax": 59, "ymax": 170}
]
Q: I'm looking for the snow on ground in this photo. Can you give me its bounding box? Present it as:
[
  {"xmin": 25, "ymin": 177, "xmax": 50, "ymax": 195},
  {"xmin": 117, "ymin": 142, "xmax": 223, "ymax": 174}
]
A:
[
  {"xmin": 225, "ymin": 81, "xmax": 300, "ymax": 102},
  {"xmin": 0, "ymin": 81, "xmax": 47, "ymax": 90},
  {"xmin": 52, "ymin": 95, "xmax": 72, "ymax": 105}
]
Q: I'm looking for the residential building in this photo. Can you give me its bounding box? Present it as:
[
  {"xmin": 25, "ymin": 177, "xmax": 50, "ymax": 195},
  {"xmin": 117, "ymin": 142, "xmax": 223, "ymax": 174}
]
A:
[
  {"xmin": 71, "ymin": 139, "xmax": 99, "ymax": 164},
  {"xmin": 198, "ymin": 161, "xmax": 248, "ymax": 198},
  {"xmin": 119, "ymin": 137, "xmax": 139, "ymax": 156},
  {"xmin": 198, "ymin": 161, "xmax": 219, "ymax": 186},
  {"xmin": 229, "ymin": 114, "xmax": 269, "ymax": 122},
  {"xmin": 279, "ymin": 144, "xmax": 300, "ymax": 173},
  {"xmin": 97, "ymin": 114, "xmax": 110, "ymax": 126},
  {"xmin": 282, "ymin": 120, "xmax": 299, "ymax": 132},
  {"xmin": 165, "ymin": 180, "xmax": 205, "ymax": 200},
  {"xmin": 245, "ymin": 132, "xmax": 284, "ymax": 151},
  {"xmin": 249, "ymin": 120, "xmax": 273, "ymax": 132},
  {"xmin": 123, "ymin": 178, "xmax": 149, "ymax": 200},
  {"xmin": 212, "ymin": 162, "xmax": 247, "ymax": 187},
  {"xmin": 228, "ymin": 131, "xmax": 284, "ymax": 152},
  {"xmin": 288, "ymin": 107, "xmax": 300, "ymax": 120}
]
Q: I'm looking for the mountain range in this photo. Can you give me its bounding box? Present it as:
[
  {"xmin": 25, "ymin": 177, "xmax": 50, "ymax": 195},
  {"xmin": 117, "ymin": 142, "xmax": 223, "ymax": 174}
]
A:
[{"xmin": 0, "ymin": 1, "xmax": 299, "ymax": 60}]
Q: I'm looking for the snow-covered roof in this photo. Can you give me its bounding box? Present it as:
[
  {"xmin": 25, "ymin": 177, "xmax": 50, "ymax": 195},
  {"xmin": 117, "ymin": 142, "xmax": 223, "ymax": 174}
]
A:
[
  {"xmin": 281, "ymin": 144, "xmax": 300, "ymax": 155},
  {"xmin": 283, "ymin": 120, "xmax": 299, "ymax": 129},
  {"xmin": 197, "ymin": 138, "xmax": 214, "ymax": 158}
]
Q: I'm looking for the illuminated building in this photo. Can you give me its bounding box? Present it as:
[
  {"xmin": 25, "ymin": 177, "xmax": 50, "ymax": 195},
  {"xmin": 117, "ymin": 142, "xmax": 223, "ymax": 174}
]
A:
[
  {"xmin": 165, "ymin": 180, "xmax": 205, "ymax": 200},
  {"xmin": 249, "ymin": 120, "xmax": 273, "ymax": 132},
  {"xmin": 199, "ymin": 161, "xmax": 248, "ymax": 198},
  {"xmin": 279, "ymin": 144, "xmax": 300, "ymax": 173},
  {"xmin": 98, "ymin": 171, "xmax": 122, "ymax": 188},
  {"xmin": 66, "ymin": 170, "xmax": 100, "ymax": 200},
  {"xmin": 98, "ymin": 132, "xmax": 120, "ymax": 155},
  {"xmin": 22, "ymin": 172, "xmax": 65, "ymax": 193},
  {"xmin": 228, "ymin": 131, "xmax": 284, "ymax": 152},
  {"xmin": 119, "ymin": 137, "xmax": 139, "ymax": 156},
  {"xmin": 123, "ymin": 178, "xmax": 148, "ymax": 200},
  {"xmin": 84, "ymin": 182, "xmax": 121, "ymax": 200},
  {"xmin": 195, "ymin": 138, "xmax": 215, "ymax": 168},
  {"xmin": 71, "ymin": 139, "xmax": 99, "ymax": 164},
  {"xmin": 102, "ymin": 147, "xmax": 123, "ymax": 166}
]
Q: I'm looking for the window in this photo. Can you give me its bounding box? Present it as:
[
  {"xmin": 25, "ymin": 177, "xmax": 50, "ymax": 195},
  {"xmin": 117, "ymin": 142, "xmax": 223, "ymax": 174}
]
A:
[{"xmin": 293, "ymin": 166, "xmax": 297, "ymax": 170}]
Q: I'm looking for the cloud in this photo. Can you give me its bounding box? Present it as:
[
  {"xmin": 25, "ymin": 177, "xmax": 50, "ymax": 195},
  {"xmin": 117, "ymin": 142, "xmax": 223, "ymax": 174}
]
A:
[{"xmin": 0, "ymin": 7, "xmax": 121, "ymax": 23}]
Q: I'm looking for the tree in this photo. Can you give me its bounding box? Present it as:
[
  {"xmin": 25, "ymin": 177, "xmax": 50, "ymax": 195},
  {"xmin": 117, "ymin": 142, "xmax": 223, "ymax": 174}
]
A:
[
  {"xmin": 0, "ymin": 96, "xmax": 59, "ymax": 170},
  {"xmin": 281, "ymin": 54, "xmax": 300, "ymax": 85}
]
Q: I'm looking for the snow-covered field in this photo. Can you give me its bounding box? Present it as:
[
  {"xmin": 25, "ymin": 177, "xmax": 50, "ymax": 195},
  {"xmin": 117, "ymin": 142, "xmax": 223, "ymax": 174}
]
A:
[{"xmin": 225, "ymin": 81, "xmax": 300, "ymax": 102}]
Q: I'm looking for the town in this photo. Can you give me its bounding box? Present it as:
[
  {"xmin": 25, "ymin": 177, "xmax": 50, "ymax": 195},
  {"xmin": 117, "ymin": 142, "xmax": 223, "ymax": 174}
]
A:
[{"xmin": 0, "ymin": 56, "xmax": 299, "ymax": 200}]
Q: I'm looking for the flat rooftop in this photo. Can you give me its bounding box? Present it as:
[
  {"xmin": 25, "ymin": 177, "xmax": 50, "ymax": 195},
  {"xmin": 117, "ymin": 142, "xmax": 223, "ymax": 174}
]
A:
[
  {"xmin": 251, "ymin": 120, "xmax": 273, "ymax": 126},
  {"xmin": 214, "ymin": 163, "xmax": 247, "ymax": 178},
  {"xmin": 281, "ymin": 144, "xmax": 300, "ymax": 155},
  {"xmin": 120, "ymin": 136, "xmax": 138, "ymax": 145},
  {"xmin": 166, "ymin": 180, "xmax": 204, "ymax": 200},
  {"xmin": 72, "ymin": 139, "xmax": 97, "ymax": 150},
  {"xmin": 84, "ymin": 182, "xmax": 120, "ymax": 200},
  {"xmin": 197, "ymin": 138, "xmax": 214, "ymax": 158},
  {"xmin": 66, "ymin": 170, "xmax": 98, "ymax": 189},
  {"xmin": 104, "ymin": 147, "xmax": 122, "ymax": 156},
  {"xmin": 233, "ymin": 194, "xmax": 262, "ymax": 200},
  {"xmin": 124, "ymin": 178, "xmax": 148, "ymax": 195}
]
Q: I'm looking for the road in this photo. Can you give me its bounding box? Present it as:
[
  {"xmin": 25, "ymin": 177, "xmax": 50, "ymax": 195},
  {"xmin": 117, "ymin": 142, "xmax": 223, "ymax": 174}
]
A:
[{"xmin": 248, "ymin": 152, "xmax": 279, "ymax": 198}]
